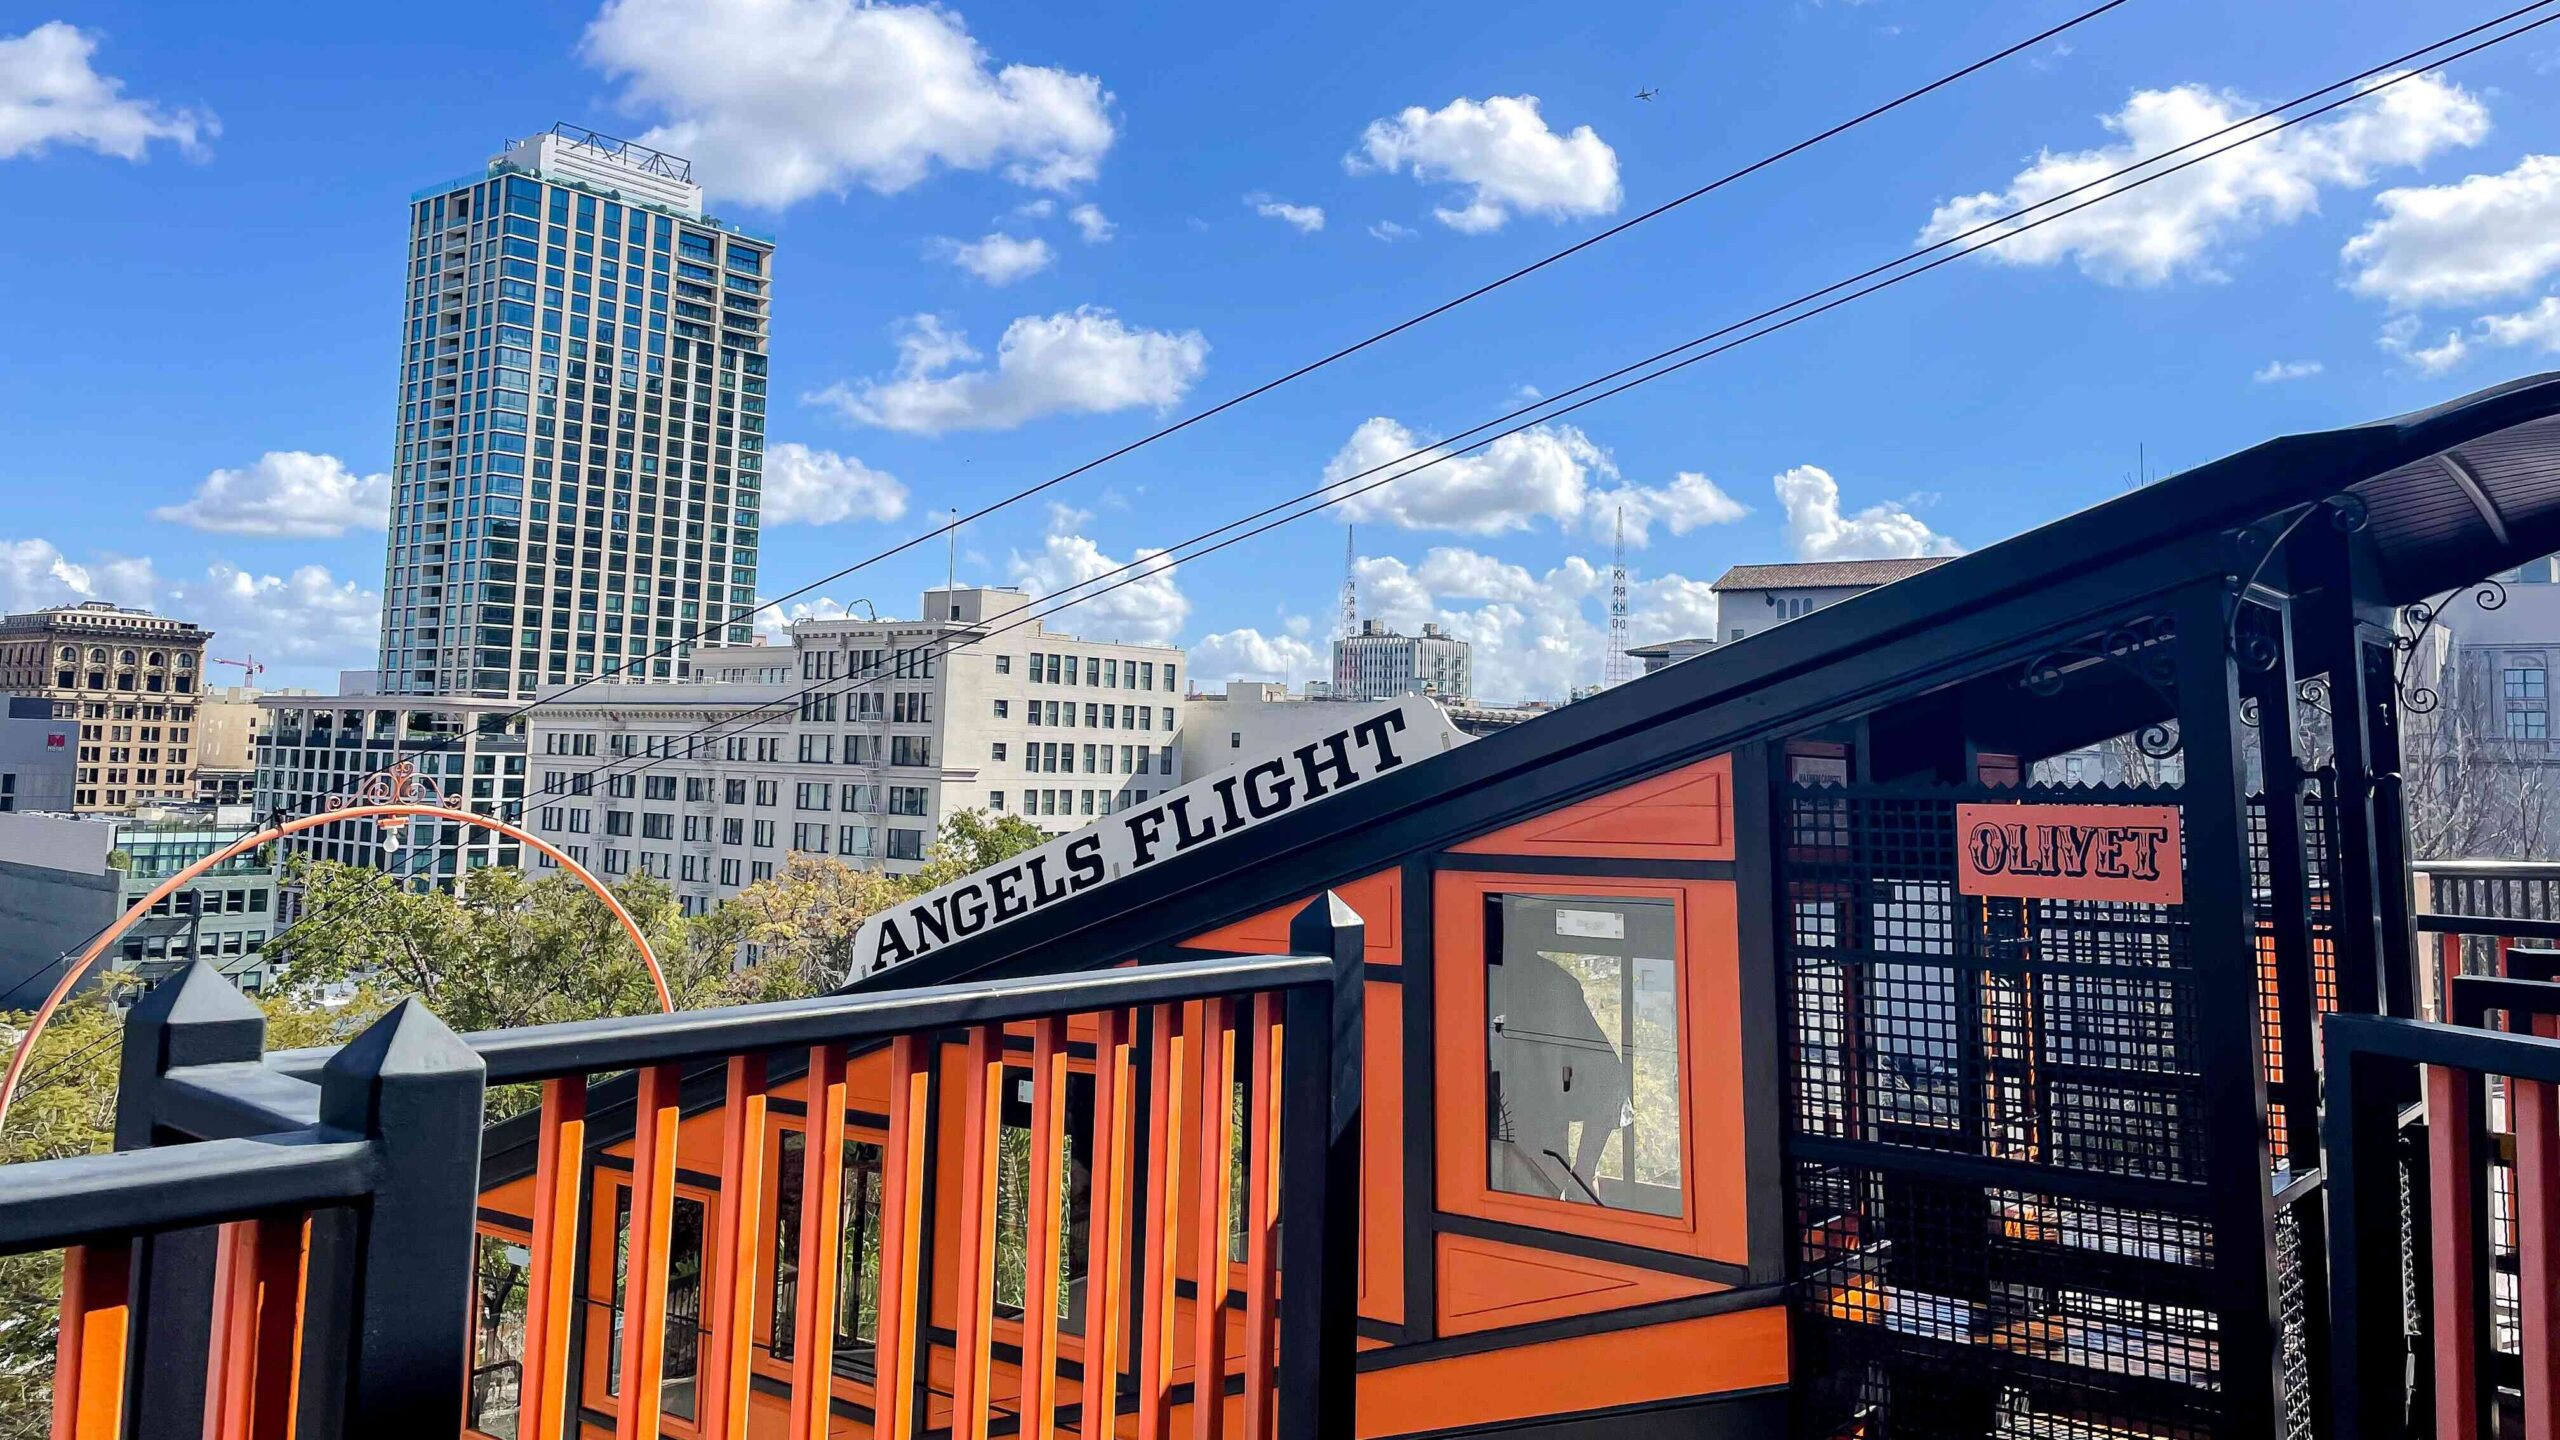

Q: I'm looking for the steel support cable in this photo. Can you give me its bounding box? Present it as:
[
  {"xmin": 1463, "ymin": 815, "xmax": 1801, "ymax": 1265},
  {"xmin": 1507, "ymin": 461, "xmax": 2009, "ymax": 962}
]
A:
[
  {"xmin": 524, "ymin": 3, "xmax": 2560, "ymax": 805},
  {"xmin": 313, "ymin": 0, "xmax": 2139, "ymax": 816}
]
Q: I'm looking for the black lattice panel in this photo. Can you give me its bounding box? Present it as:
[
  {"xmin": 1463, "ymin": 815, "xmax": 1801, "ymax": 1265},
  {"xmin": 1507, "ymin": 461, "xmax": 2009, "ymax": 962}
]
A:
[{"xmin": 1784, "ymin": 784, "xmax": 2234, "ymax": 1439}]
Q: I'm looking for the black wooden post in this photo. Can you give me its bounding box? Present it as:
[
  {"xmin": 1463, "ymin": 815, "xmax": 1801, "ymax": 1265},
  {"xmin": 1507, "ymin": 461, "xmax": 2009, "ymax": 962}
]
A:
[
  {"xmin": 2171, "ymin": 580, "xmax": 2285, "ymax": 1438},
  {"xmin": 116, "ymin": 960, "xmax": 265, "ymax": 1438},
  {"xmin": 297, "ymin": 998, "xmax": 487, "ymax": 1439},
  {"xmin": 1277, "ymin": 892, "xmax": 1362, "ymax": 1440}
]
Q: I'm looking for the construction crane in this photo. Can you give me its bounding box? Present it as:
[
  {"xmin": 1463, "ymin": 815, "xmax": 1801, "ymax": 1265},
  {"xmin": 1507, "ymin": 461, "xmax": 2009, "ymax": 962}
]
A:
[{"xmin": 211, "ymin": 655, "xmax": 265, "ymax": 688}]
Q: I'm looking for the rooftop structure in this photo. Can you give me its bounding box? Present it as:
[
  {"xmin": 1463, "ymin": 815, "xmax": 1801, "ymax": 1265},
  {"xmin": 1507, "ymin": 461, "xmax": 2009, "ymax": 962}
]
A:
[{"xmin": 0, "ymin": 601, "xmax": 211, "ymax": 811}]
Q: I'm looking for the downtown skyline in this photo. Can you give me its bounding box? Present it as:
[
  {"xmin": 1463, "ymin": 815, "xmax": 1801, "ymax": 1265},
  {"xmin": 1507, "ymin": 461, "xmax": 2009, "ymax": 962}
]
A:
[{"xmin": 5, "ymin": 0, "xmax": 2560, "ymax": 702}]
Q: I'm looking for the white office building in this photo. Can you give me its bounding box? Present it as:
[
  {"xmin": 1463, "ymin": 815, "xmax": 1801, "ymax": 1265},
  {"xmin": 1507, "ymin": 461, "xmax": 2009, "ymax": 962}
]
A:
[
  {"xmin": 252, "ymin": 688, "xmax": 529, "ymax": 917},
  {"xmin": 1332, "ymin": 620, "xmax": 1472, "ymax": 702},
  {"xmin": 520, "ymin": 587, "xmax": 1186, "ymax": 911}
]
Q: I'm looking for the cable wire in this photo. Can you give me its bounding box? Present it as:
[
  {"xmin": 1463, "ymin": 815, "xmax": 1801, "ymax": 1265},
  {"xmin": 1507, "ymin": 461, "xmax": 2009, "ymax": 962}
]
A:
[
  {"xmin": 517, "ymin": 3, "xmax": 2560, "ymax": 809},
  {"xmin": 312, "ymin": 0, "xmax": 2139, "ymax": 823}
]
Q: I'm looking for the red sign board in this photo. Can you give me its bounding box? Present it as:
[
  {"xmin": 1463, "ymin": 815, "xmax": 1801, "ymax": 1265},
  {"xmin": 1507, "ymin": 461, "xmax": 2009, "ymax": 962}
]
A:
[{"xmin": 1955, "ymin": 803, "xmax": 2183, "ymax": 905}]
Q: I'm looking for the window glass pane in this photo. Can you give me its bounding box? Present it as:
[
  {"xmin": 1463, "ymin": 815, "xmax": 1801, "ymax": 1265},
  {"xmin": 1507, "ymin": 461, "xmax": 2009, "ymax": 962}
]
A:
[
  {"xmin": 995, "ymin": 1069, "xmax": 1095, "ymax": 1331},
  {"xmin": 771, "ymin": 1131, "xmax": 803, "ymax": 1360},
  {"xmin": 470, "ymin": 1234, "xmax": 529, "ymax": 1439},
  {"xmin": 839, "ymin": 1142, "xmax": 885, "ymax": 1349},
  {"xmin": 607, "ymin": 1187, "xmax": 631, "ymax": 1395},
  {"xmin": 662, "ymin": 1196, "xmax": 707, "ymax": 1420},
  {"xmin": 1485, "ymin": 895, "xmax": 1682, "ymax": 1218}
]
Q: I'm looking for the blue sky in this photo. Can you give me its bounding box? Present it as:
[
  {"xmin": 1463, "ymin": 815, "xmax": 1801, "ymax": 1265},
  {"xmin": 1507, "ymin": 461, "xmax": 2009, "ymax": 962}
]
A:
[{"xmin": 4, "ymin": 0, "xmax": 2559, "ymax": 700}]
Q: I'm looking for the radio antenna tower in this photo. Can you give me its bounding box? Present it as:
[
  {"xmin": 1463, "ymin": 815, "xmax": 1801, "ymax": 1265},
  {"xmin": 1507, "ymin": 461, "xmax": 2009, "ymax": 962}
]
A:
[
  {"xmin": 1605, "ymin": 507, "xmax": 1636, "ymax": 687},
  {"xmin": 1334, "ymin": 526, "xmax": 1360, "ymax": 696}
]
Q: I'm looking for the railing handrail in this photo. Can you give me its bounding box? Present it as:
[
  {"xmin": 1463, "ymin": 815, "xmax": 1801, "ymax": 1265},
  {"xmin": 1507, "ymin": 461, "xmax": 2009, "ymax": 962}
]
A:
[
  {"xmin": 2415, "ymin": 859, "xmax": 2560, "ymax": 876},
  {"xmin": 2418, "ymin": 912, "xmax": 2560, "ymax": 941},
  {"xmin": 268, "ymin": 949, "xmax": 1339, "ymax": 1083},
  {"xmin": 2326, "ymin": 1010, "xmax": 2560, "ymax": 1083},
  {"xmin": 0, "ymin": 1131, "xmax": 377, "ymax": 1257}
]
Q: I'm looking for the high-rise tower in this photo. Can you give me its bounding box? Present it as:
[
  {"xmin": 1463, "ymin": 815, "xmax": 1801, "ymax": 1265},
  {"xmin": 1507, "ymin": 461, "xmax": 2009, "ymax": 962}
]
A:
[{"xmin": 380, "ymin": 124, "xmax": 773, "ymax": 698}]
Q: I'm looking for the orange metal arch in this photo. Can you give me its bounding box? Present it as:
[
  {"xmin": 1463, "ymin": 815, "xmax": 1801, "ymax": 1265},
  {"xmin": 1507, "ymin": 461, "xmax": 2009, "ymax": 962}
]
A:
[{"xmin": 0, "ymin": 802, "xmax": 674, "ymax": 1133}]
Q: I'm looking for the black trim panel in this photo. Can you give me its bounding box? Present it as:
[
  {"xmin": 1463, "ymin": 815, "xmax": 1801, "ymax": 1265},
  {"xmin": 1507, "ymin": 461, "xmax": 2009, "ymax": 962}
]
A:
[
  {"xmin": 1434, "ymin": 854, "xmax": 1736, "ymax": 881},
  {"xmin": 1370, "ymin": 1385, "xmax": 1786, "ymax": 1440},
  {"xmin": 1432, "ymin": 1212, "xmax": 1756, "ymax": 1289},
  {"xmin": 1358, "ymin": 1284, "xmax": 1785, "ymax": 1371}
]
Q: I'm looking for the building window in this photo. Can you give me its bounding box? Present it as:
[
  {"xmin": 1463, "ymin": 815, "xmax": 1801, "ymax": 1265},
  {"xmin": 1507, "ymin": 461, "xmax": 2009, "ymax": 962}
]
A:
[
  {"xmin": 605, "ymin": 1188, "xmax": 706, "ymax": 1418},
  {"xmin": 991, "ymin": 743, "xmax": 1007, "ymax": 763},
  {"xmin": 885, "ymin": 827, "xmax": 926, "ymax": 861},
  {"xmin": 2510, "ymin": 710, "xmax": 2550, "ymax": 741},
  {"xmin": 1483, "ymin": 893, "xmax": 1682, "ymax": 1219},
  {"xmin": 1230, "ymin": 731, "xmax": 1241, "ymax": 749},
  {"xmin": 994, "ymin": 699, "xmax": 1009, "ymax": 719},
  {"xmin": 2507, "ymin": 665, "xmax": 2549, "ymax": 702},
  {"xmin": 770, "ymin": 1132, "xmax": 886, "ymax": 1362},
  {"xmin": 996, "ymin": 655, "xmax": 1012, "ymax": 675}
]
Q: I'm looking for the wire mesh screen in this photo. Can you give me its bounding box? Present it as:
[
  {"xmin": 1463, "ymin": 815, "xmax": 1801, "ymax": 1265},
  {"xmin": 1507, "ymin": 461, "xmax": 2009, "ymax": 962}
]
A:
[{"xmin": 1784, "ymin": 782, "xmax": 2241, "ymax": 1439}]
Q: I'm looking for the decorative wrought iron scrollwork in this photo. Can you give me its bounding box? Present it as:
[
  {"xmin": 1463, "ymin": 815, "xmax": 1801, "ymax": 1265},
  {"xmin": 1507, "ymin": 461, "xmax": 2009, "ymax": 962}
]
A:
[
  {"xmin": 2021, "ymin": 614, "xmax": 2183, "ymax": 757},
  {"xmin": 324, "ymin": 758, "xmax": 459, "ymax": 850},
  {"xmin": 2223, "ymin": 495, "xmax": 2368, "ymax": 663},
  {"xmin": 2296, "ymin": 676, "xmax": 2331, "ymax": 715},
  {"xmin": 2394, "ymin": 580, "xmax": 2508, "ymax": 715}
]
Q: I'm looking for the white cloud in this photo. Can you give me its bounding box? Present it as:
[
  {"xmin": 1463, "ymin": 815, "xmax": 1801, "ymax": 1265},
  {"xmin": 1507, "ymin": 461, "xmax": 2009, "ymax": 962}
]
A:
[
  {"xmin": 2342, "ymin": 155, "xmax": 2560, "ymax": 308},
  {"xmin": 1920, "ymin": 73, "xmax": 2488, "ymax": 285},
  {"xmin": 2378, "ymin": 314, "xmax": 2469, "ymax": 374},
  {"xmin": 2478, "ymin": 296, "xmax": 2560, "ymax": 353},
  {"xmin": 813, "ymin": 308, "xmax": 1208, "ymax": 434},
  {"xmin": 1068, "ymin": 202, "xmax": 1113, "ymax": 242},
  {"xmin": 2252, "ymin": 359, "xmax": 2324, "ymax": 383},
  {"xmin": 1345, "ymin": 546, "xmax": 1719, "ymax": 701},
  {"xmin": 1318, "ymin": 418, "xmax": 1746, "ymax": 543},
  {"xmin": 1590, "ymin": 471, "xmax": 1750, "ymax": 547},
  {"xmin": 1774, "ymin": 465, "xmax": 1961, "ymax": 561},
  {"xmin": 1188, "ymin": 628, "xmax": 1327, "ymax": 686},
  {"xmin": 1008, "ymin": 504, "xmax": 1187, "ymax": 646},
  {"xmin": 1369, "ymin": 219, "xmax": 1416, "ymax": 242},
  {"xmin": 0, "ymin": 22, "xmax": 212, "ymax": 162},
  {"xmin": 150, "ymin": 451, "xmax": 389, "ymax": 537},
  {"xmin": 581, "ymin": 0, "xmax": 1115, "ymax": 207},
  {"xmin": 760, "ymin": 442, "xmax": 909, "ymax": 526},
  {"xmin": 0, "ymin": 539, "xmax": 151, "ymax": 615},
  {"xmin": 0, "ymin": 540, "xmax": 378, "ymax": 678},
  {"xmin": 1347, "ymin": 94, "xmax": 1620, "ymax": 233},
  {"xmin": 749, "ymin": 595, "xmax": 851, "ymax": 636},
  {"xmin": 929, "ymin": 231, "xmax": 1053, "ymax": 285},
  {"xmin": 174, "ymin": 563, "xmax": 380, "ymax": 669},
  {"xmin": 1245, "ymin": 192, "xmax": 1325, "ymax": 232}
]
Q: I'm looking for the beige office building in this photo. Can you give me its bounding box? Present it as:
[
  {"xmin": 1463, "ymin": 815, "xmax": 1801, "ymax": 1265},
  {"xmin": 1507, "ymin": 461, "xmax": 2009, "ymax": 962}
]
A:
[{"xmin": 0, "ymin": 602, "xmax": 211, "ymax": 811}]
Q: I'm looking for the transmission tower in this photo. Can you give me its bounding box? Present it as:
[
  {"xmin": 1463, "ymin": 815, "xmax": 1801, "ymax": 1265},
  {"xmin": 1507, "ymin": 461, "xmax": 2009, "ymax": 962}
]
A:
[
  {"xmin": 1334, "ymin": 526, "xmax": 1360, "ymax": 696},
  {"xmin": 1605, "ymin": 507, "xmax": 1636, "ymax": 687}
]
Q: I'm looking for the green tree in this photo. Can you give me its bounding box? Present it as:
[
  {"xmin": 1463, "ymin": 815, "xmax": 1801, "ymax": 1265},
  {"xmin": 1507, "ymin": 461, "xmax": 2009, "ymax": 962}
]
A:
[{"xmin": 905, "ymin": 808, "xmax": 1050, "ymax": 892}]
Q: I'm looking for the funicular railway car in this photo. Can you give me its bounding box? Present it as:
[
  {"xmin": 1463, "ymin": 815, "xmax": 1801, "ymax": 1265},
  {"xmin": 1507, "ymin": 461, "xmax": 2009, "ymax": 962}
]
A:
[{"xmin": 442, "ymin": 372, "xmax": 2560, "ymax": 1440}]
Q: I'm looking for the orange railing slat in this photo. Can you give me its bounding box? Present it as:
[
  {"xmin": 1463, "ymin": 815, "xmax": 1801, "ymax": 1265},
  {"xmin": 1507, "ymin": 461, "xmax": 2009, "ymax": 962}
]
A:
[
  {"xmin": 953, "ymin": 1026, "xmax": 1005, "ymax": 1440},
  {"xmin": 615, "ymin": 1063, "xmax": 682, "ymax": 1440},
  {"xmin": 788, "ymin": 1044, "xmax": 849, "ymax": 1440},
  {"xmin": 2429, "ymin": 1061, "xmax": 2483, "ymax": 1440},
  {"xmin": 704, "ymin": 1055, "xmax": 768, "ymax": 1440},
  {"xmin": 875, "ymin": 1034, "xmax": 931, "ymax": 1440},
  {"xmin": 520, "ymin": 1075, "xmax": 586, "ymax": 1440},
  {"xmin": 1240, "ymin": 998, "xmax": 1282, "ymax": 1440},
  {"xmin": 1191, "ymin": 999, "xmax": 1237, "ymax": 1440},
  {"xmin": 1081, "ymin": 1009, "xmax": 1135, "ymax": 1440},
  {"xmin": 1021, "ymin": 1017, "xmax": 1070, "ymax": 1440},
  {"xmin": 1137, "ymin": 1005, "xmax": 1190, "ymax": 1440},
  {"xmin": 52, "ymin": 1238, "xmax": 130, "ymax": 1440},
  {"xmin": 2521, "ymin": 1014, "xmax": 2560, "ymax": 1440}
]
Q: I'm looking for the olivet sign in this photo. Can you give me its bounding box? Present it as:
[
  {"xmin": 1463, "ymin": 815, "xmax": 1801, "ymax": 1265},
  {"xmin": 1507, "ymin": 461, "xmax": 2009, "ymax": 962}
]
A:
[
  {"xmin": 1954, "ymin": 802, "xmax": 2184, "ymax": 905},
  {"xmin": 851, "ymin": 699, "xmax": 1434, "ymax": 979}
]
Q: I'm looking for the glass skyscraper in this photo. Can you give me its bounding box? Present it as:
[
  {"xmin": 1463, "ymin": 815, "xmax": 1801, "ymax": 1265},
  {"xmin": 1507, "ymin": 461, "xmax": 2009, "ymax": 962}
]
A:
[{"xmin": 381, "ymin": 124, "xmax": 772, "ymax": 699}]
